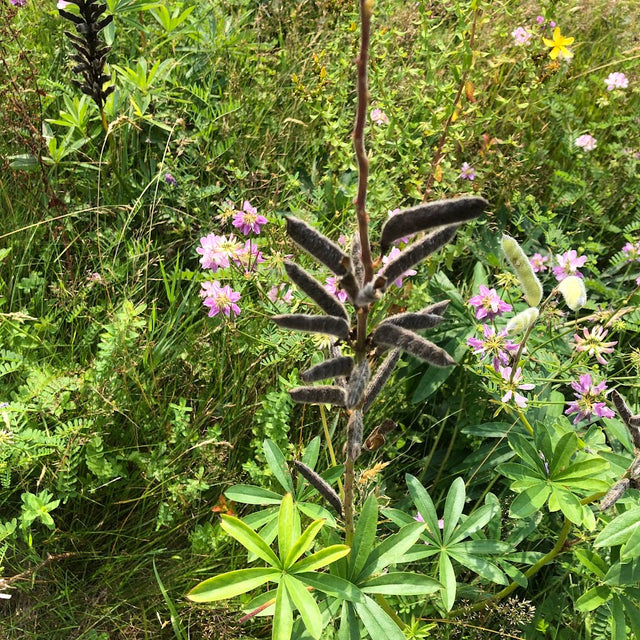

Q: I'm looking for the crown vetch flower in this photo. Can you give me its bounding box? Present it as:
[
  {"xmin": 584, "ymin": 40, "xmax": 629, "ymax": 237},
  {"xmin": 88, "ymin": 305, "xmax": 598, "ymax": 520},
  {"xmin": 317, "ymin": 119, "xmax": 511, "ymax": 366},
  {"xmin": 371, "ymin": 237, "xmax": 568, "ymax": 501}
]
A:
[
  {"xmin": 467, "ymin": 324, "xmax": 519, "ymax": 371},
  {"xmin": 201, "ymin": 281, "xmax": 241, "ymax": 317},
  {"xmin": 10, "ymin": 0, "xmax": 27, "ymax": 6},
  {"xmin": 512, "ymin": 27, "xmax": 532, "ymax": 45},
  {"xmin": 325, "ymin": 276, "xmax": 349, "ymax": 303},
  {"xmin": 267, "ymin": 284, "xmax": 293, "ymax": 304},
  {"xmin": 565, "ymin": 373, "xmax": 615, "ymax": 424},
  {"xmin": 468, "ymin": 285, "xmax": 513, "ymax": 320},
  {"xmin": 543, "ymin": 27, "xmax": 574, "ymax": 60},
  {"xmin": 370, "ymin": 108, "xmax": 389, "ymax": 125},
  {"xmin": 381, "ymin": 247, "xmax": 417, "ymax": 287},
  {"xmin": 572, "ymin": 326, "xmax": 617, "ymax": 365},
  {"xmin": 530, "ymin": 253, "xmax": 548, "ymax": 272},
  {"xmin": 499, "ymin": 366, "xmax": 535, "ymax": 409},
  {"xmin": 164, "ymin": 172, "xmax": 177, "ymax": 186},
  {"xmin": 237, "ymin": 239, "xmax": 265, "ymax": 271},
  {"xmin": 605, "ymin": 72, "xmax": 628, "ymax": 91},
  {"xmin": 622, "ymin": 241, "xmax": 640, "ymax": 262},
  {"xmin": 197, "ymin": 234, "xmax": 244, "ymax": 272},
  {"xmin": 232, "ymin": 201, "xmax": 267, "ymax": 235},
  {"xmin": 575, "ymin": 134, "xmax": 597, "ymax": 152},
  {"xmin": 553, "ymin": 250, "xmax": 587, "ymax": 281},
  {"xmin": 460, "ymin": 162, "xmax": 476, "ymax": 181}
]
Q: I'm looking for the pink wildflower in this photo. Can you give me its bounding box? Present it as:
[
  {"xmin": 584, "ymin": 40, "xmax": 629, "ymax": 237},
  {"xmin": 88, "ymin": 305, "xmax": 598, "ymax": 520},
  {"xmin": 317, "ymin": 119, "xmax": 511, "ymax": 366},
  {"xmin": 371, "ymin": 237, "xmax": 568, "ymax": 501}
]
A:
[
  {"xmin": 467, "ymin": 324, "xmax": 519, "ymax": 371},
  {"xmin": 387, "ymin": 208, "xmax": 413, "ymax": 245},
  {"xmin": 197, "ymin": 234, "xmax": 244, "ymax": 272},
  {"xmin": 237, "ymin": 239, "xmax": 265, "ymax": 271},
  {"xmin": 575, "ymin": 134, "xmax": 597, "ymax": 152},
  {"xmin": 460, "ymin": 162, "xmax": 476, "ymax": 181},
  {"xmin": 164, "ymin": 173, "xmax": 177, "ymax": 186},
  {"xmin": 622, "ymin": 241, "xmax": 640, "ymax": 262},
  {"xmin": 536, "ymin": 15, "xmax": 545, "ymax": 25},
  {"xmin": 381, "ymin": 247, "xmax": 417, "ymax": 287},
  {"xmin": 530, "ymin": 253, "xmax": 549, "ymax": 273},
  {"xmin": 512, "ymin": 27, "xmax": 532, "ymax": 45},
  {"xmin": 468, "ymin": 285, "xmax": 513, "ymax": 321},
  {"xmin": 565, "ymin": 373, "xmax": 615, "ymax": 424},
  {"xmin": 552, "ymin": 250, "xmax": 587, "ymax": 281},
  {"xmin": 499, "ymin": 366, "xmax": 535, "ymax": 409},
  {"xmin": 232, "ymin": 201, "xmax": 267, "ymax": 235},
  {"xmin": 201, "ymin": 281, "xmax": 241, "ymax": 318},
  {"xmin": 325, "ymin": 276, "xmax": 349, "ymax": 303},
  {"xmin": 605, "ymin": 72, "xmax": 628, "ymax": 91},
  {"xmin": 268, "ymin": 284, "xmax": 293, "ymax": 304},
  {"xmin": 58, "ymin": 0, "xmax": 71, "ymax": 7},
  {"xmin": 10, "ymin": 0, "xmax": 27, "ymax": 5},
  {"xmin": 572, "ymin": 326, "xmax": 617, "ymax": 365},
  {"xmin": 370, "ymin": 108, "xmax": 389, "ymax": 125}
]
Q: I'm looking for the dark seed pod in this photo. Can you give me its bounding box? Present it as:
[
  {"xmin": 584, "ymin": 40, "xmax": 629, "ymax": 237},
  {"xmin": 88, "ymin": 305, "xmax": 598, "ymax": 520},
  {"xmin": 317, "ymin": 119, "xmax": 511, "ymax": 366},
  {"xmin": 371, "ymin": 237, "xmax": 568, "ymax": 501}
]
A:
[
  {"xmin": 354, "ymin": 278, "xmax": 385, "ymax": 307},
  {"xmin": 600, "ymin": 478, "xmax": 631, "ymax": 511},
  {"xmin": 372, "ymin": 324, "xmax": 455, "ymax": 367},
  {"xmin": 362, "ymin": 349, "xmax": 401, "ymax": 413},
  {"xmin": 380, "ymin": 196, "xmax": 488, "ymax": 252},
  {"xmin": 378, "ymin": 225, "xmax": 459, "ymax": 292},
  {"xmin": 611, "ymin": 390, "xmax": 640, "ymax": 447},
  {"xmin": 364, "ymin": 419, "xmax": 397, "ymax": 451},
  {"xmin": 379, "ymin": 312, "xmax": 444, "ymax": 331},
  {"xmin": 346, "ymin": 411, "xmax": 364, "ymax": 461},
  {"xmin": 351, "ymin": 230, "xmax": 365, "ymax": 287},
  {"xmin": 285, "ymin": 217, "xmax": 351, "ymax": 276},
  {"xmin": 301, "ymin": 357, "xmax": 354, "ymax": 383},
  {"xmin": 272, "ymin": 314, "xmax": 350, "ymax": 341},
  {"xmin": 293, "ymin": 460, "xmax": 343, "ymax": 516},
  {"xmin": 339, "ymin": 271, "xmax": 362, "ymax": 304},
  {"xmin": 346, "ymin": 359, "xmax": 370, "ymax": 409},
  {"xmin": 284, "ymin": 261, "xmax": 349, "ymax": 321},
  {"xmin": 289, "ymin": 386, "xmax": 347, "ymax": 406}
]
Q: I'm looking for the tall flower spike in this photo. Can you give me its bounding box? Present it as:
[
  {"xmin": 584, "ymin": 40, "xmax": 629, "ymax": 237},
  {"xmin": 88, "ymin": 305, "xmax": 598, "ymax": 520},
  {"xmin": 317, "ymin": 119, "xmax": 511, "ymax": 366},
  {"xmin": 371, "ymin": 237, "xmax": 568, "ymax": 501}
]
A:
[
  {"xmin": 501, "ymin": 235, "xmax": 543, "ymax": 307},
  {"xmin": 59, "ymin": 0, "xmax": 114, "ymax": 110}
]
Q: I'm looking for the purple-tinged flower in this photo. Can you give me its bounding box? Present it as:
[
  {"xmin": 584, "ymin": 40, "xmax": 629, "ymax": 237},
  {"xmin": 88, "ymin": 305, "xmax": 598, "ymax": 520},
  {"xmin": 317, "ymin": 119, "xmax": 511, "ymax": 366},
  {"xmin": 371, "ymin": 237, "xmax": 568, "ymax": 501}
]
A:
[
  {"xmin": 10, "ymin": 0, "xmax": 27, "ymax": 6},
  {"xmin": 460, "ymin": 162, "xmax": 476, "ymax": 181},
  {"xmin": 58, "ymin": 0, "xmax": 71, "ymax": 8},
  {"xmin": 605, "ymin": 72, "xmax": 629, "ymax": 91},
  {"xmin": 575, "ymin": 134, "xmax": 597, "ymax": 152},
  {"xmin": 572, "ymin": 326, "xmax": 617, "ymax": 365},
  {"xmin": 499, "ymin": 366, "xmax": 535, "ymax": 409},
  {"xmin": 530, "ymin": 253, "xmax": 549, "ymax": 272},
  {"xmin": 232, "ymin": 200, "xmax": 267, "ymax": 235},
  {"xmin": 370, "ymin": 108, "xmax": 389, "ymax": 125},
  {"xmin": 622, "ymin": 241, "xmax": 640, "ymax": 262},
  {"xmin": 325, "ymin": 276, "xmax": 349, "ymax": 303},
  {"xmin": 381, "ymin": 247, "xmax": 417, "ymax": 287},
  {"xmin": 538, "ymin": 451, "xmax": 550, "ymax": 476},
  {"xmin": 387, "ymin": 208, "xmax": 413, "ymax": 245},
  {"xmin": 337, "ymin": 234, "xmax": 348, "ymax": 246},
  {"xmin": 512, "ymin": 27, "xmax": 532, "ymax": 45},
  {"xmin": 536, "ymin": 15, "xmax": 545, "ymax": 25},
  {"xmin": 549, "ymin": 20, "xmax": 556, "ymax": 28},
  {"xmin": 565, "ymin": 373, "xmax": 615, "ymax": 424},
  {"xmin": 552, "ymin": 250, "xmax": 587, "ymax": 281},
  {"xmin": 164, "ymin": 172, "xmax": 177, "ymax": 186},
  {"xmin": 197, "ymin": 234, "xmax": 244, "ymax": 272},
  {"xmin": 467, "ymin": 324, "xmax": 519, "ymax": 371},
  {"xmin": 237, "ymin": 239, "xmax": 265, "ymax": 271},
  {"xmin": 468, "ymin": 285, "xmax": 513, "ymax": 320},
  {"xmin": 414, "ymin": 513, "xmax": 444, "ymax": 543},
  {"xmin": 201, "ymin": 281, "xmax": 241, "ymax": 318},
  {"xmin": 267, "ymin": 284, "xmax": 293, "ymax": 304}
]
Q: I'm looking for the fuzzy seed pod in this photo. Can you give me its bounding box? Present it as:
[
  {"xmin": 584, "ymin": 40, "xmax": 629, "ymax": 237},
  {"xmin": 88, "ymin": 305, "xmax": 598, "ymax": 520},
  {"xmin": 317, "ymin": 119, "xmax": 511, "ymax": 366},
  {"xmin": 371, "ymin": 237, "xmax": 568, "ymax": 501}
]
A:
[
  {"xmin": 378, "ymin": 225, "xmax": 459, "ymax": 291},
  {"xmin": 380, "ymin": 196, "xmax": 488, "ymax": 252},
  {"xmin": 284, "ymin": 261, "xmax": 349, "ymax": 320},
  {"xmin": 347, "ymin": 359, "xmax": 370, "ymax": 409},
  {"xmin": 346, "ymin": 411, "xmax": 364, "ymax": 460},
  {"xmin": 301, "ymin": 357, "xmax": 354, "ymax": 383},
  {"xmin": 289, "ymin": 386, "xmax": 347, "ymax": 406},
  {"xmin": 611, "ymin": 390, "xmax": 640, "ymax": 447},
  {"xmin": 600, "ymin": 478, "xmax": 631, "ymax": 511},
  {"xmin": 372, "ymin": 324, "xmax": 455, "ymax": 367},
  {"xmin": 421, "ymin": 300, "xmax": 450, "ymax": 316},
  {"xmin": 354, "ymin": 278, "xmax": 385, "ymax": 307},
  {"xmin": 379, "ymin": 312, "xmax": 444, "ymax": 332},
  {"xmin": 364, "ymin": 419, "xmax": 397, "ymax": 451},
  {"xmin": 362, "ymin": 349, "xmax": 401, "ymax": 413},
  {"xmin": 293, "ymin": 460, "xmax": 343, "ymax": 516},
  {"xmin": 505, "ymin": 307, "xmax": 539, "ymax": 336},
  {"xmin": 339, "ymin": 271, "xmax": 362, "ymax": 304},
  {"xmin": 557, "ymin": 276, "xmax": 587, "ymax": 311},
  {"xmin": 285, "ymin": 217, "xmax": 351, "ymax": 276},
  {"xmin": 272, "ymin": 314, "xmax": 350, "ymax": 341},
  {"xmin": 351, "ymin": 230, "xmax": 365, "ymax": 287},
  {"xmin": 501, "ymin": 235, "xmax": 543, "ymax": 307}
]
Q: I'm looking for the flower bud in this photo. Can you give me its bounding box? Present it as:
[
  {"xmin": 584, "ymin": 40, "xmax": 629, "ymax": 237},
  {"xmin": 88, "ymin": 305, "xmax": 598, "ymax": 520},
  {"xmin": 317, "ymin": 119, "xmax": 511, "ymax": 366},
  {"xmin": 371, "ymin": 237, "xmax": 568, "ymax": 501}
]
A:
[
  {"xmin": 557, "ymin": 276, "xmax": 587, "ymax": 311},
  {"xmin": 501, "ymin": 235, "xmax": 543, "ymax": 307},
  {"xmin": 506, "ymin": 307, "xmax": 539, "ymax": 336}
]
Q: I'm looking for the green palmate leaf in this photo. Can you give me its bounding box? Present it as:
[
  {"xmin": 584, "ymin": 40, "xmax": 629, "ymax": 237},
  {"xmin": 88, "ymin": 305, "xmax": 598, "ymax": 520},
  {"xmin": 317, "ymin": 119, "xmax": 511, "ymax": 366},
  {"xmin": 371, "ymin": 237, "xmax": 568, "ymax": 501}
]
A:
[
  {"xmin": 186, "ymin": 567, "xmax": 280, "ymax": 603},
  {"xmin": 498, "ymin": 462, "xmax": 540, "ymax": 482},
  {"xmin": 349, "ymin": 493, "xmax": 378, "ymax": 578},
  {"xmin": 574, "ymin": 549, "xmax": 608, "ymax": 580},
  {"xmin": 243, "ymin": 507, "xmax": 279, "ymax": 530},
  {"xmin": 290, "ymin": 545, "xmax": 351, "ymax": 574},
  {"xmin": 549, "ymin": 486, "xmax": 583, "ymax": 524},
  {"xmin": 500, "ymin": 561, "xmax": 528, "ymax": 587},
  {"xmin": 283, "ymin": 574, "xmax": 322, "ymax": 640},
  {"xmin": 353, "ymin": 595, "xmax": 406, "ymax": 640},
  {"xmin": 278, "ymin": 493, "xmax": 297, "ymax": 560},
  {"xmin": 338, "ymin": 601, "xmax": 360, "ymax": 640},
  {"xmin": 442, "ymin": 477, "xmax": 466, "ymax": 543},
  {"xmin": 273, "ymin": 582, "xmax": 294, "ymax": 640},
  {"xmin": 406, "ymin": 474, "xmax": 441, "ymax": 544},
  {"xmin": 566, "ymin": 478, "xmax": 610, "ymax": 492},
  {"xmin": 439, "ymin": 552, "xmax": 457, "ymax": 611},
  {"xmin": 456, "ymin": 539, "xmax": 512, "ymax": 555},
  {"xmin": 301, "ymin": 437, "xmax": 321, "ymax": 473},
  {"xmin": 509, "ymin": 483, "xmax": 551, "ymax": 518},
  {"xmin": 298, "ymin": 572, "xmax": 364, "ymax": 603},
  {"xmin": 548, "ymin": 432, "xmax": 578, "ymax": 476},
  {"xmin": 509, "ymin": 433, "xmax": 546, "ymax": 474},
  {"xmin": 595, "ymin": 506, "xmax": 640, "ymax": 548},
  {"xmin": 264, "ymin": 439, "xmax": 295, "ymax": 494},
  {"xmin": 285, "ymin": 519, "xmax": 326, "ymax": 569},
  {"xmin": 449, "ymin": 503, "xmax": 498, "ymax": 545},
  {"xmin": 575, "ymin": 585, "xmax": 612, "ymax": 612},
  {"xmin": 220, "ymin": 515, "xmax": 281, "ymax": 568},
  {"xmin": 297, "ymin": 502, "xmax": 337, "ymax": 528},
  {"xmin": 361, "ymin": 572, "xmax": 441, "ymax": 595},
  {"xmin": 554, "ymin": 458, "xmax": 610, "ymax": 482},
  {"xmin": 225, "ymin": 484, "xmax": 284, "ymax": 505},
  {"xmin": 447, "ymin": 551, "xmax": 508, "ymax": 585},
  {"xmin": 621, "ymin": 523, "xmax": 640, "ymax": 561}
]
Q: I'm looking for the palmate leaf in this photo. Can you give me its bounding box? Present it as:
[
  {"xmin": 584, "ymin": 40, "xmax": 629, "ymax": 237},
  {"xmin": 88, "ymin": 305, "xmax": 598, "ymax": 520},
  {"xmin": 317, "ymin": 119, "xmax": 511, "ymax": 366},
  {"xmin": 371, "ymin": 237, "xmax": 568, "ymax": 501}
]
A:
[
  {"xmin": 290, "ymin": 545, "xmax": 351, "ymax": 574},
  {"xmin": 349, "ymin": 493, "xmax": 378, "ymax": 578},
  {"xmin": 264, "ymin": 439, "xmax": 295, "ymax": 494},
  {"xmin": 187, "ymin": 567, "xmax": 280, "ymax": 603},
  {"xmin": 278, "ymin": 493, "xmax": 298, "ymax": 561},
  {"xmin": 221, "ymin": 514, "xmax": 281, "ymax": 567},
  {"xmin": 283, "ymin": 574, "xmax": 323, "ymax": 640},
  {"xmin": 273, "ymin": 581, "xmax": 294, "ymax": 640},
  {"xmin": 225, "ymin": 485, "xmax": 283, "ymax": 505},
  {"xmin": 285, "ymin": 519, "xmax": 326, "ymax": 569},
  {"xmin": 360, "ymin": 572, "xmax": 441, "ymax": 596},
  {"xmin": 442, "ymin": 477, "xmax": 465, "ymax": 543},
  {"xmin": 595, "ymin": 506, "xmax": 640, "ymax": 549},
  {"xmin": 353, "ymin": 596, "xmax": 406, "ymax": 640}
]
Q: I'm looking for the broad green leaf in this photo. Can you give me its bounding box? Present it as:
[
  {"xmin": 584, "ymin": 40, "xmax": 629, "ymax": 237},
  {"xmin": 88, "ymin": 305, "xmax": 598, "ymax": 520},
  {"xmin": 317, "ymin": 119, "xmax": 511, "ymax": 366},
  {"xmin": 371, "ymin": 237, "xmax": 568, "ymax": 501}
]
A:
[
  {"xmin": 186, "ymin": 567, "xmax": 279, "ymax": 602},
  {"xmin": 285, "ymin": 519, "xmax": 326, "ymax": 569},
  {"xmin": 353, "ymin": 595, "xmax": 406, "ymax": 640},
  {"xmin": 500, "ymin": 561, "xmax": 528, "ymax": 587},
  {"xmin": 439, "ymin": 552, "xmax": 457, "ymax": 611},
  {"xmin": 381, "ymin": 507, "xmax": 415, "ymax": 529},
  {"xmin": 621, "ymin": 595, "xmax": 640, "ymax": 638},
  {"xmin": 220, "ymin": 515, "xmax": 281, "ymax": 568},
  {"xmin": 290, "ymin": 545, "xmax": 351, "ymax": 574},
  {"xmin": 548, "ymin": 432, "xmax": 577, "ymax": 476},
  {"xmin": 574, "ymin": 549, "xmax": 608, "ymax": 579},
  {"xmin": 509, "ymin": 433, "xmax": 545, "ymax": 474},
  {"xmin": 406, "ymin": 474, "xmax": 441, "ymax": 544},
  {"xmin": 455, "ymin": 539, "xmax": 512, "ymax": 555},
  {"xmin": 447, "ymin": 551, "xmax": 508, "ymax": 585},
  {"xmin": 554, "ymin": 458, "xmax": 609, "ymax": 482},
  {"xmin": 264, "ymin": 439, "xmax": 295, "ymax": 494},
  {"xmin": 595, "ymin": 507, "xmax": 640, "ymax": 548},
  {"xmin": 297, "ymin": 502, "xmax": 336, "ymax": 528},
  {"xmin": 575, "ymin": 585, "xmax": 612, "ymax": 612},
  {"xmin": 244, "ymin": 589, "xmax": 277, "ymax": 617},
  {"xmin": 349, "ymin": 493, "xmax": 378, "ymax": 578},
  {"xmin": 498, "ymin": 462, "xmax": 540, "ymax": 482},
  {"xmin": 611, "ymin": 594, "xmax": 626, "ymax": 640},
  {"xmin": 396, "ymin": 544, "xmax": 440, "ymax": 563},
  {"xmin": 278, "ymin": 493, "xmax": 297, "ymax": 560},
  {"xmin": 551, "ymin": 487, "xmax": 583, "ymax": 524},
  {"xmin": 442, "ymin": 477, "xmax": 466, "ymax": 543},
  {"xmin": 564, "ymin": 478, "xmax": 610, "ymax": 492},
  {"xmin": 225, "ymin": 484, "xmax": 283, "ymax": 505},
  {"xmin": 605, "ymin": 560, "xmax": 640, "ymax": 586},
  {"xmin": 273, "ymin": 582, "xmax": 294, "ymax": 640},
  {"xmin": 338, "ymin": 601, "xmax": 360, "ymax": 640},
  {"xmin": 243, "ymin": 507, "xmax": 279, "ymax": 530},
  {"xmin": 296, "ymin": 572, "xmax": 364, "ymax": 603},
  {"xmin": 361, "ymin": 572, "xmax": 441, "ymax": 595},
  {"xmin": 283, "ymin": 575, "xmax": 322, "ymax": 640},
  {"xmin": 449, "ymin": 503, "xmax": 498, "ymax": 545},
  {"xmin": 301, "ymin": 437, "xmax": 321, "ymax": 472},
  {"xmin": 621, "ymin": 523, "xmax": 640, "ymax": 561},
  {"xmin": 509, "ymin": 483, "xmax": 551, "ymax": 518}
]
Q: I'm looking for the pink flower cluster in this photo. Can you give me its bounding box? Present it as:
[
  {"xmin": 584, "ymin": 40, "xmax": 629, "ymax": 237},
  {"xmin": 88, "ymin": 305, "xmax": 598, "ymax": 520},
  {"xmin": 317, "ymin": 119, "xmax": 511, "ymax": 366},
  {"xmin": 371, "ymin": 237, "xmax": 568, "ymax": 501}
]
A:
[
  {"xmin": 575, "ymin": 134, "xmax": 597, "ymax": 152},
  {"xmin": 460, "ymin": 162, "xmax": 476, "ymax": 181},
  {"xmin": 467, "ymin": 325, "xmax": 519, "ymax": 372},
  {"xmin": 512, "ymin": 27, "xmax": 532, "ymax": 46},
  {"xmin": 200, "ymin": 281, "xmax": 241, "ymax": 318},
  {"xmin": 572, "ymin": 326, "xmax": 617, "ymax": 365},
  {"xmin": 552, "ymin": 249, "xmax": 587, "ymax": 281},
  {"xmin": 622, "ymin": 241, "xmax": 640, "ymax": 262},
  {"xmin": 468, "ymin": 285, "xmax": 512, "ymax": 320},
  {"xmin": 500, "ymin": 366, "xmax": 535, "ymax": 409},
  {"xmin": 565, "ymin": 373, "xmax": 615, "ymax": 424},
  {"xmin": 605, "ymin": 72, "xmax": 628, "ymax": 91}
]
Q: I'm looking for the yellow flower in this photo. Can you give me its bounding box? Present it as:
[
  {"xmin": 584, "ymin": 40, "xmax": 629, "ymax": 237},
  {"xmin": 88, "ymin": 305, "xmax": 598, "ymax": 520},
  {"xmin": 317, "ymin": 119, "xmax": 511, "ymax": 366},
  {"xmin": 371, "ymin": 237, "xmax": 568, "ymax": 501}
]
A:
[{"xmin": 543, "ymin": 27, "xmax": 574, "ymax": 60}]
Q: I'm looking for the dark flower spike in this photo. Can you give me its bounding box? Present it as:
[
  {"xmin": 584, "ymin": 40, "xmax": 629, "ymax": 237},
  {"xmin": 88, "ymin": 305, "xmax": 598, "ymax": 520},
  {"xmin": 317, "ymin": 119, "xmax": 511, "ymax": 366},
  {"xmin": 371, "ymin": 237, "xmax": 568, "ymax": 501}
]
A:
[
  {"xmin": 346, "ymin": 411, "xmax": 364, "ymax": 461},
  {"xmin": 285, "ymin": 217, "xmax": 351, "ymax": 277},
  {"xmin": 377, "ymin": 225, "xmax": 460, "ymax": 293},
  {"xmin": 346, "ymin": 359, "xmax": 370, "ymax": 409},
  {"xmin": 272, "ymin": 314, "xmax": 350, "ymax": 341},
  {"xmin": 372, "ymin": 324, "xmax": 455, "ymax": 367},
  {"xmin": 378, "ymin": 312, "xmax": 444, "ymax": 332},
  {"xmin": 611, "ymin": 390, "xmax": 640, "ymax": 447},
  {"xmin": 301, "ymin": 356, "xmax": 354, "ymax": 384},
  {"xmin": 380, "ymin": 196, "xmax": 488, "ymax": 253},
  {"xmin": 293, "ymin": 460, "xmax": 343, "ymax": 516},
  {"xmin": 284, "ymin": 261, "xmax": 349, "ymax": 321},
  {"xmin": 364, "ymin": 419, "xmax": 397, "ymax": 452},
  {"xmin": 289, "ymin": 386, "xmax": 347, "ymax": 407},
  {"xmin": 362, "ymin": 349, "xmax": 401, "ymax": 413}
]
